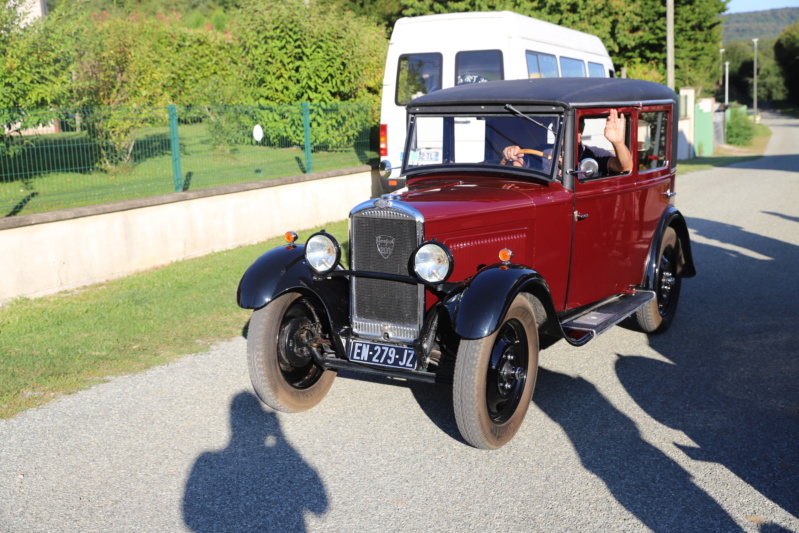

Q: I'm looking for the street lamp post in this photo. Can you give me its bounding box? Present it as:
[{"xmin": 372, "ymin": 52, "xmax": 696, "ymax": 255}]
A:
[
  {"xmin": 753, "ymin": 38, "xmax": 759, "ymax": 122},
  {"xmin": 725, "ymin": 61, "xmax": 729, "ymax": 106}
]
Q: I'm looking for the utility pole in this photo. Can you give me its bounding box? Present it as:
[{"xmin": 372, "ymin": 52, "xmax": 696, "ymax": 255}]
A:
[
  {"xmin": 667, "ymin": 0, "xmax": 675, "ymax": 90},
  {"xmin": 752, "ymin": 38, "xmax": 759, "ymax": 122}
]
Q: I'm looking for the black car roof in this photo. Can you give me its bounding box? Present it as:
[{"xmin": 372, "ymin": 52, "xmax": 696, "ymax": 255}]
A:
[{"xmin": 408, "ymin": 78, "xmax": 677, "ymax": 109}]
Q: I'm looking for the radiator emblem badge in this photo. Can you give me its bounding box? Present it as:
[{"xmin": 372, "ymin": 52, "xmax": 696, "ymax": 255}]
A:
[{"xmin": 376, "ymin": 235, "xmax": 395, "ymax": 259}]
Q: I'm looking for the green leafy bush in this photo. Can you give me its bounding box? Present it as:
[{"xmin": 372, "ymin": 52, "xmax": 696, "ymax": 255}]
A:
[{"xmin": 726, "ymin": 106, "xmax": 755, "ymax": 146}]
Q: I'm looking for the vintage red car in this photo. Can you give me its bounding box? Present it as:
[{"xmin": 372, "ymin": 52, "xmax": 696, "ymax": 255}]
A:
[{"xmin": 237, "ymin": 78, "xmax": 696, "ymax": 449}]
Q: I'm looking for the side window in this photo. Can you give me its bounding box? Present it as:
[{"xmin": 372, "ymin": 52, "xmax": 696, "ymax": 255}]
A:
[
  {"xmin": 578, "ymin": 112, "xmax": 632, "ymax": 178},
  {"xmin": 526, "ymin": 51, "xmax": 559, "ymax": 78},
  {"xmin": 560, "ymin": 56, "xmax": 586, "ymax": 77},
  {"xmin": 638, "ymin": 111, "xmax": 669, "ymax": 171},
  {"xmin": 455, "ymin": 50, "xmax": 504, "ymax": 85},
  {"xmin": 588, "ymin": 62, "xmax": 606, "ymax": 78},
  {"xmin": 396, "ymin": 53, "xmax": 443, "ymax": 106}
]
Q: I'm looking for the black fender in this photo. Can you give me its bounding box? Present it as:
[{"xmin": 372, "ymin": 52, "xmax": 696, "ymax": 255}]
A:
[
  {"xmin": 441, "ymin": 264, "xmax": 560, "ymax": 341},
  {"xmin": 640, "ymin": 206, "xmax": 697, "ymax": 291},
  {"xmin": 236, "ymin": 244, "xmax": 349, "ymax": 329}
]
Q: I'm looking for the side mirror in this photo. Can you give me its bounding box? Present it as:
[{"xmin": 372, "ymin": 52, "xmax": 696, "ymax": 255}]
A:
[
  {"xmin": 379, "ymin": 160, "xmax": 394, "ymax": 179},
  {"xmin": 574, "ymin": 158, "xmax": 599, "ymax": 179}
]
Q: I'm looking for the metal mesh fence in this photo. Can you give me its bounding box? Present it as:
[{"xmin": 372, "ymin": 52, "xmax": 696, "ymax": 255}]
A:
[{"xmin": 1, "ymin": 103, "xmax": 374, "ymax": 217}]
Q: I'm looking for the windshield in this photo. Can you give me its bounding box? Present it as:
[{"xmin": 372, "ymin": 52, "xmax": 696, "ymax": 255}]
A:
[{"xmin": 403, "ymin": 112, "xmax": 563, "ymax": 179}]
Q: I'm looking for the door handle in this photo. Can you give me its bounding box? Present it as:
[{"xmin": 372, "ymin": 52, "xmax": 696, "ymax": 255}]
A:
[
  {"xmin": 574, "ymin": 212, "xmax": 589, "ymax": 221},
  {"xmin": 663, "ymin": 190, "xmax": 677, "ymax": 198}
]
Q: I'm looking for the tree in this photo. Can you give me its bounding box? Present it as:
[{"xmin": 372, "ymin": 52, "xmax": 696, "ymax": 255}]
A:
[{"xmin": 774, "ymin": 22, "xmax": 799, "ymax": 103}]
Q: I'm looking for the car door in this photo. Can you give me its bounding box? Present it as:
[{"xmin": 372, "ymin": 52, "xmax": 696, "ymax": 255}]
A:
[
  {"xmin": 567, "ymin": 106, "xmax": 674, "ymax": 309},
  {"xmin": 566, "ymin": 108, "xmax": 640, "ymax": 309}
]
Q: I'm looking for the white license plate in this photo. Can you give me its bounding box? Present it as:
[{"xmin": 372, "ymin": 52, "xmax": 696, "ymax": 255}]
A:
[{"xmin": 348, "ymin": 340, "xmax": 417, "ymax": 370}]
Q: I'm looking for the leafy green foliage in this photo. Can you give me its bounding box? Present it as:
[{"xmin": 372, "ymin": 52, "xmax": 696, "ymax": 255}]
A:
[
  {"xmin": 232, "ymin": 0, "xmax": 386, "ymax": 146},
  {"xmin": 726, "ymin": 106, "xmax": 755, "ymax": 146},
  {"xmin": 0, "ymin": 1, "xmax": 83, "ymax": 153},
  {"xmin": 775, "ymin": 23, "xmax": 799, "ymax": 103}
]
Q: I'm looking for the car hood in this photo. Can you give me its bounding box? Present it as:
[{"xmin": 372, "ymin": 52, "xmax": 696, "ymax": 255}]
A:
[{"xmin": 397, "ymin": 175, "xmax": 552, "ymax": 229}]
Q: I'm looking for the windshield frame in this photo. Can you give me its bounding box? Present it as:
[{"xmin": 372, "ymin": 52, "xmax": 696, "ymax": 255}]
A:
[{"xmin": 401, "ymin": 104, "xmax": 566, "ymax": 182}]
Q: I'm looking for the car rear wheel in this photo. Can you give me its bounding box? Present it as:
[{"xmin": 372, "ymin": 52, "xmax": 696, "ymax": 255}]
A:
[
  {"xmin": 453, "ymin": 294, "xmax": 539, "ymax": 449},
  {"xmin": 247, "ymin": 292, "xmax": 335, "ymax": 412},
  {"xmin": 636, "ymin": 226, "xmax": 682, "ymax": 334}
]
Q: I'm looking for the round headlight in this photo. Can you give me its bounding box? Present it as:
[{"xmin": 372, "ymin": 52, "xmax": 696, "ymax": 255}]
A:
[
  {"xmin": 413, "ymin": 242, "xmax": 453, "ymax": 283},
  {"xmin": 305, "ymin": 232, "xmax": 340, "ymax": 274}
]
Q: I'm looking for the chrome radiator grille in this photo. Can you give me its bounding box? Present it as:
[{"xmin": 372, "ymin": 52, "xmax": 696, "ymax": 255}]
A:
[{"xmin": 351, "ymin": 205, "xmax": 423, "ymax": 343}]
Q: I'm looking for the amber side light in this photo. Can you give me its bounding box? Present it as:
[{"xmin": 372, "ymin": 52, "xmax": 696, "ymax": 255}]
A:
[
  {"xmin": 499, "ymin": 248, "xmax": 513, "ymax": 262},
  {"xmin": 285, "ymin": 231, "xmax": 299, "ymax": 244}
]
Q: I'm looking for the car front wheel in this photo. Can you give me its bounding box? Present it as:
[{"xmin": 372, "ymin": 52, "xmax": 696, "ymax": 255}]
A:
[
  {"xmin": 247, "ymin": 292, "xmax": 335, "ymax": 412},
  {"xmin": 453, "ymin": 294, "xmax": 539, "ymax": 449}
]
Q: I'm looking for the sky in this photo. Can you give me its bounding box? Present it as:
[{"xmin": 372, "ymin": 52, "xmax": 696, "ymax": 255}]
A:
[{"xmin": 725, "ymin": 0, "xmax": 799, "ymax": 13}]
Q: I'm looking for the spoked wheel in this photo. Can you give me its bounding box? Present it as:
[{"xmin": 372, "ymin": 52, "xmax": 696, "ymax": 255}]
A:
[
  {"xmin": 247, "ymin": 292, "xmax": 335, "ymax": 412},
  {"xmin": 453, "ymin": 294, "xmax": 539, "ymax": 449},
  {"xmin": 636, "ymin": 227, "xmax": 682, "ymax": 334}
]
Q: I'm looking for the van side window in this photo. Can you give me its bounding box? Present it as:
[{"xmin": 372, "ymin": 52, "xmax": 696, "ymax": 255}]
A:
[
  {"xmin": 560, "ymin": 56, "xmax": 587, "ymax": 77},
  {"xmin": 455, "ymin": 50, "xmax": 504, "ymax": 85},
  {"xmin": 526, "ymin": 51, "xmax": 559, "ymax": 78},
  {"xmin": 588, "ymin": 62, "xmax": 606, "ymax": 78},
  {"xmin": 638, "ymin": 111, "xmax": 669, "ymax": 171},
  {"xmin": 396, "ymin": 53, "xmax": 443, "ymax": 106}
]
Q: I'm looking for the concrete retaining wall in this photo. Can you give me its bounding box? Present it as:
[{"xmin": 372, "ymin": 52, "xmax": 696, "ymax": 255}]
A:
[{"xmin": 0, "ymin": 166, "xmax": 375, "ymax": 304}]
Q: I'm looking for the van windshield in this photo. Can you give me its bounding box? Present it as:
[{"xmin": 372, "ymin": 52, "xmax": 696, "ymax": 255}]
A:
[{"xmin": 403, "ymin": 112, "xmax": 563, "ymax": 180}]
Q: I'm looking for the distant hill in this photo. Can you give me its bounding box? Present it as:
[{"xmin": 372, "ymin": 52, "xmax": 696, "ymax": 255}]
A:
[{"xmin": 723, "ymin": 7, "xmax": 799, "ymax": 43}]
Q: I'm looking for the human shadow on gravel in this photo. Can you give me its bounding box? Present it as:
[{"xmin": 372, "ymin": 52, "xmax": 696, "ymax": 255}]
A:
[
  {"xmin": 615, "ymin": 216, "xmax": 799, "ymax": 521},
  {"xmin": 535, "ymin": 367, "xmax": 742, "ymax": 532},
  {"xmin": 183, "ymin": 392, "xmax": 328, "ymax": 532}
]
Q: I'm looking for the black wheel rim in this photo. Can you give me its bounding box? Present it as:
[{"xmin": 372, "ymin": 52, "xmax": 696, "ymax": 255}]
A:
[
  {"xmin": 276, "ymin": 300, "xmax": 325, "ymax": 389},
  {"xmin": 657, "ymin": 250, "xmax": 678, "ymax": 317},
  {"xmin": 485, "ymin": 318, "xmax": 529, "ymax": 423}
]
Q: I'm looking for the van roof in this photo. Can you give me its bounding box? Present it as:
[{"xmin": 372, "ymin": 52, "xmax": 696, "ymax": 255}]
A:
[
  {"xmin": 392, "ymin": 11, "xmax": 606, "ymax": 53},
  {"xmin": 407, "ymin": 78, "xmax": 678, "ymax": 109}
]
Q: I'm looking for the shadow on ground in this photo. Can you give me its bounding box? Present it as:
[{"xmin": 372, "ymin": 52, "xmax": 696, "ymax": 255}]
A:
[
  {"xmin": 615, "ymin": 215, "xmax": 799, "ymax": 521},
  {"xmin": 183, "ymin": 392, "xmax": 328, "ymax": 532}
]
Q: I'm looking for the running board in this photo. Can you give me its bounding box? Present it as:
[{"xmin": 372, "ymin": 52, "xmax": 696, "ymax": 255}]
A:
[{"xmin": 560, "ymin": 291, "xmax": 656, "ymax": 345}]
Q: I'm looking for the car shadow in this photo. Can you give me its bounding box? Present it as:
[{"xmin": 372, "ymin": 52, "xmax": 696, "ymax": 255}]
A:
[
  {"xmin": 182, "ymin": 392, "xmax": 328, "ymax": 532},
  {"xmin": 534, "ymin": 366, "xmax": 743, "ymax": 532},
  {"xmin": 615, "ymin": 215, "xmax": 799, "ymax": 520}
]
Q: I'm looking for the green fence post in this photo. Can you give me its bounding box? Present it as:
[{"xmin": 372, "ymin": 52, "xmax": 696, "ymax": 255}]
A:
[
  {"xmin": 168, "ymin": 104, "xmax": 183, "ymax": 192},
  {"xmin": 302, "ymin": 102, "xmax": 313, "ymax": 173}
]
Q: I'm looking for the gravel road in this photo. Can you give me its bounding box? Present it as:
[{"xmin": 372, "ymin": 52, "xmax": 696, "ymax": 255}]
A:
[{"xmin": 2, "ymin": 112, "xmax": 798, "ymax": 533}]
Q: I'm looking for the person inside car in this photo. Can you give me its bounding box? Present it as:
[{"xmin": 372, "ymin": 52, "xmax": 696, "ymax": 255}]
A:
[{"xmin": 503, "ymin": 109, "xmax": 632, "ymax": 176}]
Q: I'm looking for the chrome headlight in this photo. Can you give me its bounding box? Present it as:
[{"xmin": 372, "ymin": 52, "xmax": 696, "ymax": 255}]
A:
[
  {"xmin": 305, "ymin": 232, "xmax": 340, "ymax": 275},
  {"xmin": 413, "ymin": 242, "xmax": 453, "ymax": 283}
]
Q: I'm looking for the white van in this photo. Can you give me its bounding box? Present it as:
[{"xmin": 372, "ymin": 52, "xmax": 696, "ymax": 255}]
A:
[{"xmin": 379, "ymin": 11, "xmax": 615, "ymax": 190}]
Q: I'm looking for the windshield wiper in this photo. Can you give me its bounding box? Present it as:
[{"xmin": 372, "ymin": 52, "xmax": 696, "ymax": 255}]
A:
[{"xmin": 504, "ymin": 104, "xmax": 551, "ymax": 131}]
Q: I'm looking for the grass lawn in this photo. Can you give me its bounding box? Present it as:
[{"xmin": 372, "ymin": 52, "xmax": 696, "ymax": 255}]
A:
[
  {"xmin": 1, "ymin": 121, "xmax": 375, "ymax": 217},
  {"xmin": 677, "ymin": 123, "xmax": 771, "ymax": 175},
  {"xmin": 0, "ymin": 220, "xmax": 349, "ymax": 419}
]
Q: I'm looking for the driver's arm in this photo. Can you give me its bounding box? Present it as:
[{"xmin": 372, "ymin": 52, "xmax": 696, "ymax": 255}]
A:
[{"xmin": 604, "ymin": 109, "xmax": 633, "ymax": 173}]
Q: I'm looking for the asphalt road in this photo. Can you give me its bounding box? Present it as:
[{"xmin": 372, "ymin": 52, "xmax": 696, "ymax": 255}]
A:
[{"xmin": 2, "ymin": 112, "xmax": 798, "ymax": 533}]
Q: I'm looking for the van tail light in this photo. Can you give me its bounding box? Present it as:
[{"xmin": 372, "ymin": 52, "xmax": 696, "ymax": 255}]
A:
[{"xmin": 380, "ymin": 124, "xmax": 388, "ymax": 156}]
